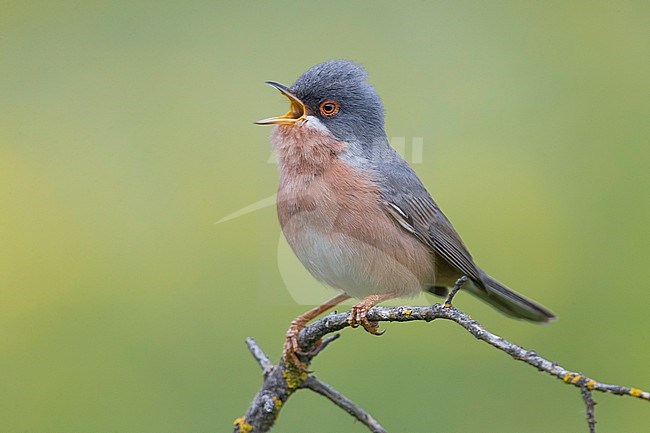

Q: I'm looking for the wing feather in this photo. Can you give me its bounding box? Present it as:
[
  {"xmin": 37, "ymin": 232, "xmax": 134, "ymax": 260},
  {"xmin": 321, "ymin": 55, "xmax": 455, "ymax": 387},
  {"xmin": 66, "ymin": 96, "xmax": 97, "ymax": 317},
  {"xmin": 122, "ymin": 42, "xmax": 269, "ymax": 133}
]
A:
[{"xmin": 374, "ymin": 149, "xmax": 484, "ymax": 288}]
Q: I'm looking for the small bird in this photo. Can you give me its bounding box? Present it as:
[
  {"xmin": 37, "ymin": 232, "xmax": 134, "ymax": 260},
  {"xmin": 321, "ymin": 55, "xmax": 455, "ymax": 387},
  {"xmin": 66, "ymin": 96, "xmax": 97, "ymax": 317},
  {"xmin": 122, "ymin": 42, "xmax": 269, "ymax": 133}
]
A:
[{"xmin": 256, "ymin": 60, "xmax": 555, "ymax": 364}]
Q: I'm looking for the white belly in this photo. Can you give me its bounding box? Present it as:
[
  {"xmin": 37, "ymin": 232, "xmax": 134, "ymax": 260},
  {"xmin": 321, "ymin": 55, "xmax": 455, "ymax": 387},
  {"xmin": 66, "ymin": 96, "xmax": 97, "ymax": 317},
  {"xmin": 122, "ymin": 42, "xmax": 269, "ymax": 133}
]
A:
[{"xmin": 281, "ymin": 208, "xmax": 431, "ymax": 299}]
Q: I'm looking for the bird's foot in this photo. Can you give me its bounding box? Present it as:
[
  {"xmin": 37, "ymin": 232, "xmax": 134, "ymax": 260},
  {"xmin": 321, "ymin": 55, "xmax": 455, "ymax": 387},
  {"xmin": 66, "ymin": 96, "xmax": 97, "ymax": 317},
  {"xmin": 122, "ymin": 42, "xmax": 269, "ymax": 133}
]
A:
[
  {"xmin": 348, "ymin": 301, "xmax": 384, "ymax": 335},
  {"xmin": 282, "ymin": 319, "xmax": 307, "ymax": 367},
  {"xmin": 281, "ymin": 294, "xmax": 351, "ymax": 369},
  {"xmin": 282, "ymin": 319, "xmax": 322, "ymax": 369}
]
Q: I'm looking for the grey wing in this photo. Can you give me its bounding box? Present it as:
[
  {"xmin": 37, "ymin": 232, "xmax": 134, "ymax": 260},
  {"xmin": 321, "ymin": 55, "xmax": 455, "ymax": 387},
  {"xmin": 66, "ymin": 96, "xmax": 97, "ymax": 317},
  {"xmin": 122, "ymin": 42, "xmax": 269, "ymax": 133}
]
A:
[{"xmin": 375, "ymin": 149, "xmax": 485, "ymax": 287}]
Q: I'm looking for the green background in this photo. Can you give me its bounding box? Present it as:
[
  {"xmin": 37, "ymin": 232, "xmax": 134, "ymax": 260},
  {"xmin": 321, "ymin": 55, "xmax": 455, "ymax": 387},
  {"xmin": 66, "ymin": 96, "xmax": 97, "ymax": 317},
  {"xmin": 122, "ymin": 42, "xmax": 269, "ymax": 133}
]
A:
[{"xmin": 1, "ymin": 1, "xmax": 649, "ymax": 432}]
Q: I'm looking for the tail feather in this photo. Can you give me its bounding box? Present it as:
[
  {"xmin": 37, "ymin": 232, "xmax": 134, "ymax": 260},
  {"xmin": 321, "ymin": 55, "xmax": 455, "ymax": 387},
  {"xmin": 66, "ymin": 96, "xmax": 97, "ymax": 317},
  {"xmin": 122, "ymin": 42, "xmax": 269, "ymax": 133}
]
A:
[{"xmin": 466, "ymin": 273, "xmax": 556, "ymax": 323}]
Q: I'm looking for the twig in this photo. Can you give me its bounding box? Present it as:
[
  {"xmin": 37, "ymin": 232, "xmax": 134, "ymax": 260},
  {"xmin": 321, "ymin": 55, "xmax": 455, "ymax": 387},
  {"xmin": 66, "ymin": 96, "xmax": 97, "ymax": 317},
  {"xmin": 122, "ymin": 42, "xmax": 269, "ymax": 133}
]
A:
[
  {"xmin": 302, "ymin": 376, "xmax": 387, "ymax": 433},
  {"xmin": 580, "ymin": 380, "xmax": 597, "ymax": 433},
  {"xmin": 444, "ymin": 275, "xmax": 467, "ymax": 306},
  {"xmin": 235, "ymin": 337, "xmax": 386, "ymax": 433},
  {"xmin": 297, "ymin": 304, "xmax": 650, "ymax": 402},
  {"xmin": 235, "ymin": 280, "xmax": 649, "ymax": 432},
  {"xmin": 309, "ymin": 333, "xmax": 341, "ymax": 357},
  {"xmin": 246, "ymin": 338, "xmax": 273, "ymax": 376}
]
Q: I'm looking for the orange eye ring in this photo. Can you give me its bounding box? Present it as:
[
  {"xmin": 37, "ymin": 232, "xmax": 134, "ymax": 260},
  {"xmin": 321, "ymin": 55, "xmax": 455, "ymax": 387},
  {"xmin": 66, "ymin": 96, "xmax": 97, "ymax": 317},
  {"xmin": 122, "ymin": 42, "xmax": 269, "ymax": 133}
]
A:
[{"xmin": 319, "ymin": 100, "xmax": 339, "ymax": 117}]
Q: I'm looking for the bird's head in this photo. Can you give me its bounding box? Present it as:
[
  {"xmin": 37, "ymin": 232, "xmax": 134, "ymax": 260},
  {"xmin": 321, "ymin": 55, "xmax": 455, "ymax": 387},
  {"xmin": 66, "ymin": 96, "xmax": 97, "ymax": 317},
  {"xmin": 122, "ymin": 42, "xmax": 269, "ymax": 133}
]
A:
[{"xmin": 256, "ymin": 60, "xmax": 386, "ymax": 146}]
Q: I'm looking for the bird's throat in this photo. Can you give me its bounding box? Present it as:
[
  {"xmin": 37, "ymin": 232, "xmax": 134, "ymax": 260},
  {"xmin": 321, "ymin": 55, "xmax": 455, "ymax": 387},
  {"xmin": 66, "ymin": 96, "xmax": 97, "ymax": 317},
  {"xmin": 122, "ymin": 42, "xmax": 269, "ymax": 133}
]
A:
[{"xmin": 271, "ymin": 123, "xmax": 347, "ymax": 177}]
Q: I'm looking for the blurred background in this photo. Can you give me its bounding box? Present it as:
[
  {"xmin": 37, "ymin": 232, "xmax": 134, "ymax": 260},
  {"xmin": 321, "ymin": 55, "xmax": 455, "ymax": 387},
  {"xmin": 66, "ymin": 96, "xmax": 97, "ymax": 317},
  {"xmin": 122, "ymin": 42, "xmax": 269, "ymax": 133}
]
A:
[{"xmin": 1, "ymin": 1, "xmax": 649, "ymax": 432}]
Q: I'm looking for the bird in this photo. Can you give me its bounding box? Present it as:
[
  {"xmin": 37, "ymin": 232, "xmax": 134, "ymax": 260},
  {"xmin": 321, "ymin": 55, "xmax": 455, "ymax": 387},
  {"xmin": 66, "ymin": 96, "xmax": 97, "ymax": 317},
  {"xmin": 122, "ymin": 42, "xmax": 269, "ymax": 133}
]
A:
[{"xmin": 255, "ymin": 60, "xmax": 555, "ymax": 365}]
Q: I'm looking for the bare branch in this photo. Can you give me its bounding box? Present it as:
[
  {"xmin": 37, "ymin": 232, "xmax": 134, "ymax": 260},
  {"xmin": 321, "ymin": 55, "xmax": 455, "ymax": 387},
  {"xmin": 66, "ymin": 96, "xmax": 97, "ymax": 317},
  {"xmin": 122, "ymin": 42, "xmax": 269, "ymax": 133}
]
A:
[
  {"xmin": 444, "ymin": 275, "xmax": 467, "ymax": 306},
  {"xmin": 302, "ymin": 376, "xmax": 387, "ymax": 433},
  {"xmin": 245, "ymin": 338, "xmax": 273, "ymax": 376},
  {"xmin": 308, "ymin": 333, "xmax": 341, "ymax": 357},
  {"xmin": 234, "ymin": 282, "xmax": 649, "ymax": 432},
  {"xmin": 297, "ymin": 304, "xmax": 650, "ymax": 403},
  {"xmin": 580, "ymin": 382, "xmax": 597, "ymax": 433},
  {"xmin": 235, "ymin": 328, "xmax": 378, "ymax": 433}
]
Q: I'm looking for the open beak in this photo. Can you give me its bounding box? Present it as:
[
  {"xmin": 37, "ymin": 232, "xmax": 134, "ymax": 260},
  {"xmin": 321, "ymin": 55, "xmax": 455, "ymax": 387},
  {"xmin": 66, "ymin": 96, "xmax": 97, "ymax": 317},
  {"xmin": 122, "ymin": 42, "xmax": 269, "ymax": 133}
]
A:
[{"xmin": 255, "ymin": 81, "xmax": 306, "ymax": 125}]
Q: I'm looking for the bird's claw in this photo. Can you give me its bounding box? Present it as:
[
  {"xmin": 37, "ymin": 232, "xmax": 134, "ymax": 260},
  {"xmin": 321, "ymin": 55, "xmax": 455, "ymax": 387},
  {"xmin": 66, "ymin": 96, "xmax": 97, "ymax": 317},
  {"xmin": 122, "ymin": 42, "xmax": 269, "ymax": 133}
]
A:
[
  {"xmin": 282, "ymin": 322, "xmax": 304, "ymax": 367},
  {"xmin": 348, "ymin": 304, "xmax": 384, "ymax": 335},
  {"xmin": 282, "ymin": 321, "xmax": 321, "ymax": 370}
]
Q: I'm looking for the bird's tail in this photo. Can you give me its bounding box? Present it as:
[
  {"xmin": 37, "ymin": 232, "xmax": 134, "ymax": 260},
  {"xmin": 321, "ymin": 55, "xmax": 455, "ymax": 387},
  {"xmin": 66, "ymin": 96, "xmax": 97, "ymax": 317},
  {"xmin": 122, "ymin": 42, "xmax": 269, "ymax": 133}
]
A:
[{"xmin": 466, "ymin": 273, "xmax": 556, "ymax": 323}]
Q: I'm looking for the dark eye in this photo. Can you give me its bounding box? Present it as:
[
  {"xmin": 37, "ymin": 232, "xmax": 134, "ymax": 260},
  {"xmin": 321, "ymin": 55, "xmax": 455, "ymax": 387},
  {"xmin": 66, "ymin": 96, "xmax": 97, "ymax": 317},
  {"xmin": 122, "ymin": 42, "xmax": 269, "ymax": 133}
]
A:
[{"xmin": 319, "ymin": 100, "xmax": 339, "ymax": 117}]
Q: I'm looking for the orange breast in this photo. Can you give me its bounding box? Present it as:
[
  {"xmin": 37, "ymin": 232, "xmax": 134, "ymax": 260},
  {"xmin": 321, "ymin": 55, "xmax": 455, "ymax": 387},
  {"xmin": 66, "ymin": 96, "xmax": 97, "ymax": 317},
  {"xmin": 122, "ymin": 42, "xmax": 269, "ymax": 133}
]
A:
[{"xmin": 273, "ymin": 125, "xmax": 434, "ymax": 298}]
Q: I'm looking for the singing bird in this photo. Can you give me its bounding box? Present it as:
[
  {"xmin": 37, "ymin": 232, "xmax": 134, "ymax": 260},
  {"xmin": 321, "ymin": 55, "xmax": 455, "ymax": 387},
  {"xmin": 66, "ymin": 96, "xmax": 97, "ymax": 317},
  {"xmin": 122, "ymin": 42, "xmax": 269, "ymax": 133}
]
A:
[{"xmin": 256, "ymin": 60, "xmax": 555, "ymax": 364}]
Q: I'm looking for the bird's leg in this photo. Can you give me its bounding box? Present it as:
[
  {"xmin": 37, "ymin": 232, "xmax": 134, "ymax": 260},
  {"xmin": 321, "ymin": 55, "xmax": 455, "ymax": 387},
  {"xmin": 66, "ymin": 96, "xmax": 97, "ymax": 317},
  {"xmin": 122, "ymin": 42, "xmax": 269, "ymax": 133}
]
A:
[
  {"xmin": 348, "ymin": 291, "xmax": 401, "ymax": 335},
  {"xmin": 283, "ymin": 293, "xmax": 350, "ymax": 366}
]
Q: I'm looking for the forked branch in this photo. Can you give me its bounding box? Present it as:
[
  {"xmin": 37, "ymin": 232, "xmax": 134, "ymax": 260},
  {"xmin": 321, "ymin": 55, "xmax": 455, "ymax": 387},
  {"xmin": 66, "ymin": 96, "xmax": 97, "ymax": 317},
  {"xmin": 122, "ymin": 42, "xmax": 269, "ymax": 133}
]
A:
[{"xmin": 234, "ymin": 279, "xmax": 649, "ymax": 433}]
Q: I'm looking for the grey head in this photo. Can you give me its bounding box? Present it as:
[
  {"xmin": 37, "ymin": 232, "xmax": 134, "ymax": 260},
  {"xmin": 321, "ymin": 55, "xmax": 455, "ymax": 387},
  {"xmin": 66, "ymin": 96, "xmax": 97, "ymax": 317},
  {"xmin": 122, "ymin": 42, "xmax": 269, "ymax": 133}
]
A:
[
  {"xmin": 291, "ymin": 60, "xmax": 387, "ymax": 144},
  {"xmin": 256, "ymin": 60, "xmax": 388, "ymax": 147}
]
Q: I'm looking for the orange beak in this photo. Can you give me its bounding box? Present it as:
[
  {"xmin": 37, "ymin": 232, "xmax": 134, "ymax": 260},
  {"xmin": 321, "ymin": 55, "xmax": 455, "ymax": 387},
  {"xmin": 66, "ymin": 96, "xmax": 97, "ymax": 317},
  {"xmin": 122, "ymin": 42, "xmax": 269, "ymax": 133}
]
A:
[{"xmin": 255, "ymin": 81, "xmax": 306, "ymax": 125}]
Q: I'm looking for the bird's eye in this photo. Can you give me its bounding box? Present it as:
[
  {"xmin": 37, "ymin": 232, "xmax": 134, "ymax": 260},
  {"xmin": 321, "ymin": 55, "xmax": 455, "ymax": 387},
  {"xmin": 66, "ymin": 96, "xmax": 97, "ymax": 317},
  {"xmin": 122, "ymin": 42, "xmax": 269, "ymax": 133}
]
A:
[{"xmin": 319, "ymin": 100, "xmax": 339, "ymax": 117}]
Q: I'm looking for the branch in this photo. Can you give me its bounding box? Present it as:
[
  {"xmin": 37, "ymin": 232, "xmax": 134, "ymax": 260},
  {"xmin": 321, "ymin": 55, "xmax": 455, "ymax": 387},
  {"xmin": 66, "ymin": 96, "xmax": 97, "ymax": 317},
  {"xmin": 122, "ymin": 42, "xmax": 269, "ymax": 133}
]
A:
[
  {"xmin": 234, "ymin": 337, "xmax": 386, "ymax": 433},
  {"xmin": 580, "ymin": 383, "xmax": 597, "ymax": 433},
  {"xmin": 302, "ymin": 376, "xmax": 387, "ymax": 433},
  {"xmin": 245, "ymin": 338, "xmax": 273, "ymax": 376},
  {"xmin": 299, "ymin": 304, "xmax": 650, "ymax": 402},
  {"xmin": 234, "ymin": 288, "xmax": 649, "ymax": 432}
]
